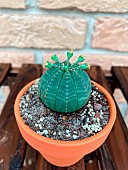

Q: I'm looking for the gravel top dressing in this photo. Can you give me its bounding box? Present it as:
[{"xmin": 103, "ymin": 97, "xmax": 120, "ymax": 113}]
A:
[{"xmin": 20, "ymin": 80, "xmax": 110, "ymax": 141}]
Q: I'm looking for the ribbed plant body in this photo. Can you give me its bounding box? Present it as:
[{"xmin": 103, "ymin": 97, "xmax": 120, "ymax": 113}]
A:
[{"xmin": 38, "ymin": 52, "xmax": 92, "ymax": 113}]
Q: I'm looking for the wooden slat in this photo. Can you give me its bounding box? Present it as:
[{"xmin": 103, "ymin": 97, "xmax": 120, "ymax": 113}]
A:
[
  {"xmin": 111, "ymin": 66, "xmax": 128, "ymax": 142},
  {"xmin": 0, "ymin": 63, "xmax": 11, "ymax": 85},
  {"xmin": 9, "ymin": 136, "xmax": 27, "ymax": 170},
  {"xmin": 2, "ymin": 73, "xmax": 17, "ymax": 90},
  {"xmin": 87, "ymin": 66, "xmax": 110, "ymax": 92},
  {"xmin": 0, "ymin": 64, "xmax": 42, "ymax": 170},
  {"xmin": 96, "ymin": 143, "xmax": 115, "ymax": 170},
  {"xmin": 111, "ymin": 66, "xmax": 128, "ymax": 102},
  {"xmin": 23, "ymin": 145, "xmax": 37, "ymax": 170},
  {"xmin": 88, "ymin": 66, "xmax": 128, "ymax": 170},
  {"xmin": 84, "ymin": 153, "xmax": 99, "ymax": 170}
]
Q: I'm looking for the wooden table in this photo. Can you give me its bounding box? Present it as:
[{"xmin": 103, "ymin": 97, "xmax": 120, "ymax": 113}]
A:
[{"xmin": 0, "ymin": 64, "xmax": 128, "ymax": 170}]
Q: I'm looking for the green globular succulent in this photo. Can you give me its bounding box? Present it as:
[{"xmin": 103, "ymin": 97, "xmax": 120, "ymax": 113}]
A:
[{"xmin": 38, "ymin": 51, "xmax": 92, "ymax": 113}]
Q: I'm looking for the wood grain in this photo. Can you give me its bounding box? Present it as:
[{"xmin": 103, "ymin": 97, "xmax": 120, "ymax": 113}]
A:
[
  {"xmin": 88, "ymin": 66, "xmax": 128, "ymax": 170},
  {"xmin": 112, "ymin": 66, "xmax": 128, "ymax": 102},
  {"xmin": 0, "ymin": 64, "xmax": 128, "ymax": 170},
  {"xmin": 0, "ymin": 64, "xmax": 42, "ymax": 170},
  {"xmin": 0, "ymin": 63, "xmax": 11, "ymax": 85}
]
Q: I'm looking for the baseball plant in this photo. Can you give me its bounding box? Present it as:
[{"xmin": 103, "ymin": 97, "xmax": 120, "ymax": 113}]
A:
[{"xmin": 38, "ymin": 51, "xmax": 91, "ymax": 113}]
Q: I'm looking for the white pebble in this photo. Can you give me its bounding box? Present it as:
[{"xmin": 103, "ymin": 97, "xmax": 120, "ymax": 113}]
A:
[
  {"xmin": 37, "ymin": 131, "xmax": 41, "ymax": 135},
  {"xmin": 35, "ymin": 123, "xmax": 38, "ymax": 127},
  {"xmin": 73, "ymin": 135, "xmax": 78, "ymax": 139},
  {"xmin": 28, "ymin": 115, "xmax": 32, "ymax": 119},
  {"xmin": 40, "ymin": 118, "xmax": 44, "ymax": 122},
  {"xmin": 87, "ymin": 104, "xmax": 91, "ymax": 107},
  {"xmin": 73, "ymin": 131, "xmax": 77, "ymax": 134},
  {"xmin": 86, "ymin": 118, "xmax": 90, "ymax": 122},
  {"xmin": 66, "ymin": 130, "xmax": 70, "ymax": 133},
  {"xmin": 82, "ymin": 124, "xmax": 88, "ymax": 129},
  {"xmin": 96, "ymin": 118, "xmax": 100, "ymax": 122},
  {"xmin": 43, "ymin": 130, "xmax": 48, "ymax": 135},
  {"xmin": 58, "ymin": 132, "xmax": 61, "ymax": 135},
  {"xmin": 100, "ymin": 110, "xmax": 103, "ymax": 115},
  {"xmin": 53, "ymin": 132, "xmax": 56, "ymax": 135},
  {"xmin": 92, "ymin": 91, "xmax": 96, "ymax": 95},
  {"xmin": 39, "ymin": 124, "xmax": 42, "ymax": 129},
  {"xmin": 66, "ymin": 134, "xmax": 70, "ymax": 137}
]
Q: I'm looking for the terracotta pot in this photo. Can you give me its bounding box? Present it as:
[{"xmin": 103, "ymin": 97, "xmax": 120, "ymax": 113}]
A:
[{"xmin": 14, "ymin": 80, "xmax": 116, "ymax": 167}]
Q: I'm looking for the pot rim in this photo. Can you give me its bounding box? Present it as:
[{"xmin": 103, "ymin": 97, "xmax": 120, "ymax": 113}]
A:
[{"xmin": 14, "ymin": 79, "xmax": 116, "ymax": 147}]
